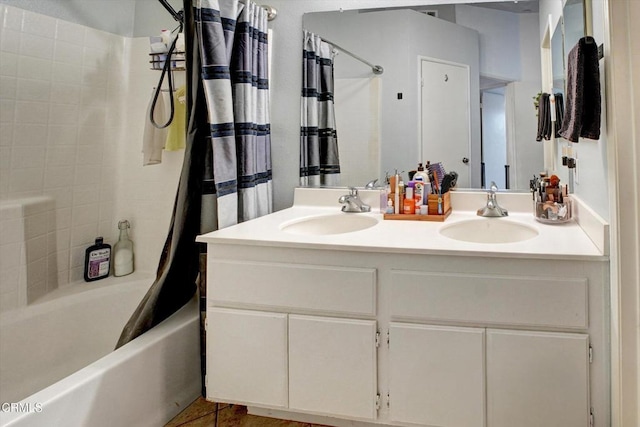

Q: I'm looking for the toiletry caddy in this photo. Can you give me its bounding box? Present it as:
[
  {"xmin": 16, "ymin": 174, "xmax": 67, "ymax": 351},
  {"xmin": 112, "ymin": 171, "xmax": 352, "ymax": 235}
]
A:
[{"xmin": 383, "ymin": 191, "xmax": 451, "ymax": 222}]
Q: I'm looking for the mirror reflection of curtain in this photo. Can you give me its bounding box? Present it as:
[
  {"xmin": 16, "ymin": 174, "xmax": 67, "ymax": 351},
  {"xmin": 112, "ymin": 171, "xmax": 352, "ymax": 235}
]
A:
[{"xmin": 300, "ymin": 31, "xmax": 340, "ymax": 186}]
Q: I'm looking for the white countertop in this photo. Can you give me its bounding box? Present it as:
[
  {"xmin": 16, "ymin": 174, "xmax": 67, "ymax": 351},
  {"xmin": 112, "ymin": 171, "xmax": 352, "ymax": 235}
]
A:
[{"xmin": 197, "ymin": 188, "xmax": 608, "ymax": 261}]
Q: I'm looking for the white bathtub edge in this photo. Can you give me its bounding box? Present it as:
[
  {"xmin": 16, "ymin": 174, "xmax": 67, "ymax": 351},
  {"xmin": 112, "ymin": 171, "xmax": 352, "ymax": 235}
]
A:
[{"xmin": 0, "ymin": 295, "xmax": 201, "ymax": 427}]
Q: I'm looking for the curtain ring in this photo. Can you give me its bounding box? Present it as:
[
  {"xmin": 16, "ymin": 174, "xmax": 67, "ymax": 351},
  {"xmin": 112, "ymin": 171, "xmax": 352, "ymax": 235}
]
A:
[{"xmin": 262, "ymin": 5, "xmax": 277, "ymax": 21}]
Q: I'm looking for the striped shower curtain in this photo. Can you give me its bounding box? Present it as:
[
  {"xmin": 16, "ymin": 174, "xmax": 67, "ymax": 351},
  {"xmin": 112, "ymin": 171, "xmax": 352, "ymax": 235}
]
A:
[
  {"xmin": 196, "ymin": 0, "xmax": 272, "ymax": 229},
  {"xmin": 300, "ymin": 31, "xmax": 341, "ymax": 186}
]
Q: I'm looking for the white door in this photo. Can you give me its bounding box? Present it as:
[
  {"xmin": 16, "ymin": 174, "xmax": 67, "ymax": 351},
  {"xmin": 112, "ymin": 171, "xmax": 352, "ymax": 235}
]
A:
[
  {"xmin": 206, "ymin": 308, "xmax": 288, "ymax": 407},
  {"xmin": 288, "ymin": 315, "xmax": 378, "ymax": 420},
  {"xmin": 421, "ymin": 59, "xmax": 471, "ymax": 186},
  {"xmin": 389, "ymin": 323, "xmax": 485, "ymax": 427},
  {"xmin": 487, "ymin": 329, "xmax": 590, "ymax": 427}
]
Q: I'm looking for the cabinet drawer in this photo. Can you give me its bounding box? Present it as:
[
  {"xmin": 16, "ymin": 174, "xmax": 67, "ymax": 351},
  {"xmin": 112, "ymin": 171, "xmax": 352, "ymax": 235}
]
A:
[
  {"xmin": 209, "ymin": 260, "xmax": 377, "ymax": 316},
  {"xmin": 390, "ymin": 271, "xmax": 587, "ymax": 329}
]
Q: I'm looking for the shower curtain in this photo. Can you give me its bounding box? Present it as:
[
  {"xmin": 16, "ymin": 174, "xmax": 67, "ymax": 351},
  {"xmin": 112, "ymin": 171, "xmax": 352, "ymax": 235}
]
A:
[
  {"xmin": 116, "ymin": 0, "xmax": 272, "ymax": 348},
  {"xmin": 300, "ymin": 31, "xmax": 341, "ymax": 186},
  {"xmin": 198, "ymin": 0, "xmax": 272, "ymax": 227}
]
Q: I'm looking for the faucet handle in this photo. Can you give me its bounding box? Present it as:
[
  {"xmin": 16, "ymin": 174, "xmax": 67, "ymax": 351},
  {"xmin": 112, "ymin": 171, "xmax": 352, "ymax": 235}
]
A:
[
  {"xmin": 349, "ymin": 187, "xmax": 359, "ymax": 196},
  {"xmin": 489, "ymin": 181, "xmax": 499, "ymax": 193},
  {"xmin": 364, "ymin": 179, "xmax": 379, "ymax": 189}
]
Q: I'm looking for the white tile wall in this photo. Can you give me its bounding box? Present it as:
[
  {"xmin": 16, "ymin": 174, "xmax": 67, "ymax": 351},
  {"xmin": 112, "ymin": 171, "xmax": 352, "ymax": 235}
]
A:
[{"xmin": 0, "ymin": 5, "xmax": 184, "ymax": 306}]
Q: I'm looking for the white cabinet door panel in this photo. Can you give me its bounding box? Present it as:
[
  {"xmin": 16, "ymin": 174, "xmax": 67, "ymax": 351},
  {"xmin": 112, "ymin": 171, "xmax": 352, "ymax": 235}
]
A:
[
  {"xmin": 389, "ymin": 323, "xmax": 485, "ymax": 427},
  {"xmin": 206, "ymin": 308, "xmax": 288, "ymax": 408},
  {"xmin": 289, "ymin": 315, "xmax": 377, "ymax": 420},
  {"xmin": 487, "ymin": 329, "xmax": 590, "ymax": 427}
]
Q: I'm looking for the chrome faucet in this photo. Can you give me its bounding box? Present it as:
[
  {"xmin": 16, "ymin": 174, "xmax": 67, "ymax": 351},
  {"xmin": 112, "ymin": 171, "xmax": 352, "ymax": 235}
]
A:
[
  {"xmin": 477, "ymin": 182, "xmax": 509, "ymax": 217},
  {"xmin": 339, "ymin": 187, "xmax": 371, "ymax": 213}
]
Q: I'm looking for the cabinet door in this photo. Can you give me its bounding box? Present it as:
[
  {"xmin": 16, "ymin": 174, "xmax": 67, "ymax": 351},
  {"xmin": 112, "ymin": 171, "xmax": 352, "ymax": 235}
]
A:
[
  {"xmin": 487, "ymin": 329, "xmax": 590, "ymax": 427},
  {"xmin": 206, "ymin": 308, "xmax": 288, "ymax": 408},
  {"xmin": 389, "ymin": 323, "xmax": 485, "ymax": 427},
  {"xmin": 288, "ymin": 315, "xmax": 377, "ymax": 420}
]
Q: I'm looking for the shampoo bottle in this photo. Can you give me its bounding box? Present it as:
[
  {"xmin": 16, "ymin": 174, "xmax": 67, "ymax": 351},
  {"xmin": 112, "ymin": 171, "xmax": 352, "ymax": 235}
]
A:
[
  {"xmin": 114, "ymin": 220, "xmax": 134, "ymax": 277},
  {"xmin": 84, "ymin": 237, "xmax": 111, "ymax": 282},
  {"xmin": 414, "ymin": 163, "xmax": 431, "ymax": 201}
]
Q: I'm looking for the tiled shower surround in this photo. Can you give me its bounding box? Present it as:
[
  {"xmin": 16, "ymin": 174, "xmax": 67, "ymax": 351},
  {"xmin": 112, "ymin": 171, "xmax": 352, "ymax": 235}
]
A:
[{"xmin": 0, "ymin": 5, "xmax": 183, "ymax": 312}]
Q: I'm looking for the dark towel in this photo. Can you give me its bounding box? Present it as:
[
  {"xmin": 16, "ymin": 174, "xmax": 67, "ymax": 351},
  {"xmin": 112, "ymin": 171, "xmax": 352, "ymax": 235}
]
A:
[
  {"xmin": 554, "ymin": 92, "xmax": 564, "ymax": 138},
  {"xmin": 558, "ymin": 36, "xmax": 601, "ymax": 142},
  {"xmin": 536, "ymin": 93, "xmax": 552, "ymax": 141}
]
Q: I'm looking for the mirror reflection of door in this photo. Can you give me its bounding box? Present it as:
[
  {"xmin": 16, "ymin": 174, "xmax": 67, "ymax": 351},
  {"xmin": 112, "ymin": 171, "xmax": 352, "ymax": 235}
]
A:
[
  {"xmin": 481, "ymin": 88, "xmax": 508, "ymax": 189},
  {"xmin": 420, "ymin": 58, "xmax": 470, "ymax": 187}
]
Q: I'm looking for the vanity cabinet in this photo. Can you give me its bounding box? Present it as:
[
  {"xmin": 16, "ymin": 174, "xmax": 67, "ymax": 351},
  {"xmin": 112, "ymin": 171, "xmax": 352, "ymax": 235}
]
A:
[
  {"xmin": 205, "ymin": 257, "xmax": 379, "ymax": 420},
  {"xmin": 207, "ymin": 307, "xmax": 288, "ymax": 408},
  {"xmin": 486, "ymin": 329, "xmax": 590, "ymax": 427},
  {"xmin": 289, "ymin": 315, "xmax": 378, "ymax": 419},
  {"xmin": 388, "ymin": 270, "xmax": 593, "ymax": 427},
  {"xmin": 387, "ymin": 323, "xmax": 590, "ymax": 427},
  {"xmin": 388, "ymin": 323, "xmax": 485, "ymax": 427},
  {"xmin": 204, "ymin": 244, "xmax": 609, "ymax": 427}
]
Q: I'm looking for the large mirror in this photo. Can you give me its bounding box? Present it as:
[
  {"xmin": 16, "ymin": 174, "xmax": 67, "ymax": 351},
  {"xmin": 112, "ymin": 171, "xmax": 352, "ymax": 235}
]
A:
[
  {"xmin": 302, "ymin": 0, "xmax": 546, "ymax": 190},
  {"xmin": 563, "ymin": 0, "xmax": 586, "ymax": 55}
]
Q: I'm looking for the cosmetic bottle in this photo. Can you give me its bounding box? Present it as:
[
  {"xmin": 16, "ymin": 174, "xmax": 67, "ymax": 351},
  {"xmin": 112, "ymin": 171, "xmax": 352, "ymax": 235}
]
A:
[
  {"xmin": 414, "ymin": 181, "xmax": 425, "ymax": 206},
  {"xmin": 393, "ymin": 171, "xmax": 400, "ymax": 214},
  {"xmin": 84, "ymin": 237, "xmax": 111, "ymax": 282},
  {"xmin": 385, "ymin": 198, "xmax": 394, "ymax": 214},
  {"xmin": 114, "ymin": 220, "xmax": 134, "ymax": 277},
  {"xmin": 403, "ymin": 186, "xmax": 415, "ymax": 214}
]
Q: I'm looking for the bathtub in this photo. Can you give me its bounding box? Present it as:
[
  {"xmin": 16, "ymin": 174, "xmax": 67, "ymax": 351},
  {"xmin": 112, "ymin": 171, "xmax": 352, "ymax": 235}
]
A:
[{"xmin": 0, "ymin": 273, "xmax": 201, "ymax": 427}]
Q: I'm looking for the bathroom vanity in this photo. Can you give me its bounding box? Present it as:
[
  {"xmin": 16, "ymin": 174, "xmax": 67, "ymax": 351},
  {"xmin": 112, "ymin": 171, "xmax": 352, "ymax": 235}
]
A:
[{"xmin": 197, "ymin": 188, "xmax": 610, "ymax": 427}]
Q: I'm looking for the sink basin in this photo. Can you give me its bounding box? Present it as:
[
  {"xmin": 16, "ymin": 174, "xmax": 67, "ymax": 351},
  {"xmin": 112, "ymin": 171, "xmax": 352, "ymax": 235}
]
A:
[
  {"xmin": 280, "ymin": 214, "xmax": 378, "ymax": 236},
  {"xmin": 439, "ymin": 218, "xmax": 539, "ymax": 244}
]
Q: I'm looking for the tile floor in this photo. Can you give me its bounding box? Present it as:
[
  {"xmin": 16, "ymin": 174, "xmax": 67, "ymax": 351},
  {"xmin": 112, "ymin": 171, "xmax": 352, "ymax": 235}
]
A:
[{"xmin": 165, "ymin": 397, "xmax": 328, "ymax": 427}]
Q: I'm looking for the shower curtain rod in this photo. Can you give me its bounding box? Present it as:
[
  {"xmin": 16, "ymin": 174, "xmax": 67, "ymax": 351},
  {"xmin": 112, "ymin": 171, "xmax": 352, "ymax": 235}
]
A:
[
  {"xmin": 321, "ymin": 36, "xmax": 384, "ymax": 75},
  {"xmin": 157, "ymin": 0, "xmax": 277, "ymax": 22}
]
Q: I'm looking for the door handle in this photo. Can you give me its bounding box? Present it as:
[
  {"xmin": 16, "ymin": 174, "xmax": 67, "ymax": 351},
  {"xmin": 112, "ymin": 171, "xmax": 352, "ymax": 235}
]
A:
[{"xmin": 462, "ymin": 157, "xmax": 469, "ymax": 164}]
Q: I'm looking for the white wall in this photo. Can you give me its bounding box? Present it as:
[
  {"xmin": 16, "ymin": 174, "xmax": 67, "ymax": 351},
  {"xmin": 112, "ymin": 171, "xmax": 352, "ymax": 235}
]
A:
[
  {"xmin": 0, "ymin": 0, "xmax": 181, "ymax": 37},
  {"xmin": 334, "ymin": 78, "xmax": 381, "ymax": 188},
  {"xmin": 0, "ymin": 0, "xmax": 137, "ymax": 36},
  {"xmin": 133, "ymin": 0, "xmax": 182, "ymax": 37},
  {"xmin": 455, "ymin": 4, "xmax": 521, "ymax": 81}
]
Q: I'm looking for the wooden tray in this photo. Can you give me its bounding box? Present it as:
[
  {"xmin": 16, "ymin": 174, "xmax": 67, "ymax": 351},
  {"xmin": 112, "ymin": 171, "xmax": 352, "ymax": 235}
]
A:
[{"xmin": 383, "ymin": 208, "xmax": 452, "ymax": 222}]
